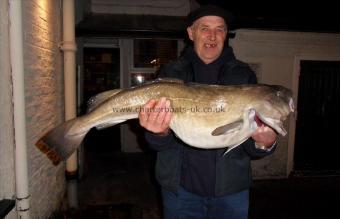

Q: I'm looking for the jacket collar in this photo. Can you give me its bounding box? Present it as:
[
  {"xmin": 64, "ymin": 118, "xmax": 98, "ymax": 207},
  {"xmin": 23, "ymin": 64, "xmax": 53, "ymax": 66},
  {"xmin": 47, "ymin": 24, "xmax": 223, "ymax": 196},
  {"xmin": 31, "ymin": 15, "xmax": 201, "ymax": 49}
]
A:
[{"xmin": 182, "ymin": 45, "xmax": 236, "ymax": 83}]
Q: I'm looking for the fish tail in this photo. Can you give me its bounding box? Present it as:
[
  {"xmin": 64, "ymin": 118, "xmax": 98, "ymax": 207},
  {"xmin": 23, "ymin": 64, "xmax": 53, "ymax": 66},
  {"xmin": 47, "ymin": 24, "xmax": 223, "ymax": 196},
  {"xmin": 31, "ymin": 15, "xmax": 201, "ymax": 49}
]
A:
[{"xmin": 35, "ymin": 118, "xmax": 87, "ymax": 165}]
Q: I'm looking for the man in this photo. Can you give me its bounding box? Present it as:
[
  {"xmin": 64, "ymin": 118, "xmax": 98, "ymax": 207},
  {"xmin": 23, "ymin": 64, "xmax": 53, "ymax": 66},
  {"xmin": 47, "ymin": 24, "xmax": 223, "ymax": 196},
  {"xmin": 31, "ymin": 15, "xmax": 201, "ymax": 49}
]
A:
[{"xmin": 139, "ymin": 5, "xmax": 277, "ymax": 219}]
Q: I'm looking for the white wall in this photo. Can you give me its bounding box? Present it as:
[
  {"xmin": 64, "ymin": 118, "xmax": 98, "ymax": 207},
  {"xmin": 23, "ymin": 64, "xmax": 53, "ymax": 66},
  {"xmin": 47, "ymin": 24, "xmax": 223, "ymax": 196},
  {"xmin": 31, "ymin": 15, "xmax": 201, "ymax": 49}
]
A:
[
  {"xmin": 1, "ymin": 1, "xmax": 66, "ymax": 218},
  {"xmin": 22, "ymin": 0, "xmax": 65, "ymax": 218},
  {"xmin": 0, "ymin": 1, "xmax": 16, "ymax": 218},
  {"xmin": 230, "ymin": 29, "xmax": 340, "ymax": 178}
]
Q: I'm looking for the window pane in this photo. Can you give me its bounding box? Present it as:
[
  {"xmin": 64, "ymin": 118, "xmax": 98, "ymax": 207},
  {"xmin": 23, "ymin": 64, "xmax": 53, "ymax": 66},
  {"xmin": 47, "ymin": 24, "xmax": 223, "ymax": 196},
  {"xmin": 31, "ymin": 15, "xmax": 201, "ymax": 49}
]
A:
[{"xmin": 133, "ymin": 39, "xmax": 178, "ymax": 68}]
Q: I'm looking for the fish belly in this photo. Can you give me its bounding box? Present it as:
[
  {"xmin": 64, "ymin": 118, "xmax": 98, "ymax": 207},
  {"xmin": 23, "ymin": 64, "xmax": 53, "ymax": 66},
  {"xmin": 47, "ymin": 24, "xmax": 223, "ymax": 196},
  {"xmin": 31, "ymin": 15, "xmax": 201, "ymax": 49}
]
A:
[{"xmin": 170, "ymin": 113, "xmax": 253, "ymax": 149}]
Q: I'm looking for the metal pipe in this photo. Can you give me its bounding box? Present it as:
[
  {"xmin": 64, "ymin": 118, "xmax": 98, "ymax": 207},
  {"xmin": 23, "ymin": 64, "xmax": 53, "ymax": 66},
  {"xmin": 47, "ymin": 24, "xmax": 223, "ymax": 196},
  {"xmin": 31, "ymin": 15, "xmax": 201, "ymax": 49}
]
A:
[
  {"xmin": 61, "ymin": 0, "xmax": 78, "ymax": 175},
  {"xmin": 61, "ymin": 0, "xmax": 79, "ymax": 209},
  {"xmin": 9, "ymin": 0, "xmax": 30, "ymax": 218}
]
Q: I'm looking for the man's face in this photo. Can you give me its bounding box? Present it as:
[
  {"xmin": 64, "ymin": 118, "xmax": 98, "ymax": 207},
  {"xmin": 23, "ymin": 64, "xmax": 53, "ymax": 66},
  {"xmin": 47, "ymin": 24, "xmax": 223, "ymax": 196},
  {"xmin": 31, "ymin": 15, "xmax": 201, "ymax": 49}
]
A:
[{"xmin": 187, "ymin": 16, "xmax": 227, "ymax": 64}]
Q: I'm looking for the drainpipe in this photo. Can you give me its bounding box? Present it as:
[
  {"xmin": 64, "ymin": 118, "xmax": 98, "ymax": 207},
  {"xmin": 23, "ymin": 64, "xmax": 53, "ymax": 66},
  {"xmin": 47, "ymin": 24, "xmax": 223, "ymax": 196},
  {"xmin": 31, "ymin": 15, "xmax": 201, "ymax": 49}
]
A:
[
  {"xmin": 9, "ymin": 0, "xmax": 30, "ymax": 218},
  {"xmin": 60, "ymin": 0, "xmax": 78, "ymax": 176},
  {"xmin": 60, "ymin": 0, "xmax": 78, "ymax": 209}
]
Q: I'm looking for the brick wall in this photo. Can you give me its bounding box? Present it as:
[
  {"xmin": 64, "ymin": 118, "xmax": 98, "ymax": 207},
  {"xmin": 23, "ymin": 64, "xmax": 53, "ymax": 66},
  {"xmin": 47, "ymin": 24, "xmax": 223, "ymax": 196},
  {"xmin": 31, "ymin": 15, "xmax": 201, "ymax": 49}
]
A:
[{"xmin": 23, "ymin": 0, "xmax": 65, "ymax": 218}]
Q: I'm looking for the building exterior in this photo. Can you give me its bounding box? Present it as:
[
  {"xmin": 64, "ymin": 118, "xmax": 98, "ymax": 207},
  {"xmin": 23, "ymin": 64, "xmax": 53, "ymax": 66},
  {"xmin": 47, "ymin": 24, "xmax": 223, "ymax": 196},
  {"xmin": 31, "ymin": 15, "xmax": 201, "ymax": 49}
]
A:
[{"xmin": 1, "ymin": 0, "xmax": 340, "ymax": 217}]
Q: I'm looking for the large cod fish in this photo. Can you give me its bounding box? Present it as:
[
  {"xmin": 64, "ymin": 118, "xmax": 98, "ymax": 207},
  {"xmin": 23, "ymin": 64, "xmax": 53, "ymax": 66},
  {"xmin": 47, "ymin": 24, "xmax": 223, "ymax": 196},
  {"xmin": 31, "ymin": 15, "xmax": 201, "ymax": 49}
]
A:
[{"xmin": 36, "ymin": 79, "xmax": 294, "ymax": 165}]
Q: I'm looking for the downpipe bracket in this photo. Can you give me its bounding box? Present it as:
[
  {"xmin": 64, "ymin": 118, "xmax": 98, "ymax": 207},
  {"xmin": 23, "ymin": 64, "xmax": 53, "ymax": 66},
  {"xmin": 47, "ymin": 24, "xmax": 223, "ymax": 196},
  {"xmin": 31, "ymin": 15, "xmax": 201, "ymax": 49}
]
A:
[{"xmin": 59, "ymin": 41, "xmax": 77, "ymax": 52}]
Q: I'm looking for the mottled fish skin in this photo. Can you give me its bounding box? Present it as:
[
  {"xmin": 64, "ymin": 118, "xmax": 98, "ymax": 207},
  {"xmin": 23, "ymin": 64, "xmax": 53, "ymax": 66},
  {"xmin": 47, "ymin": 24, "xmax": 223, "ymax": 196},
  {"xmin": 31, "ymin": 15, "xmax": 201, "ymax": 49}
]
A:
[{"xmin": 35, "ymin": 79, "xmax": 294, "ymax": 165}]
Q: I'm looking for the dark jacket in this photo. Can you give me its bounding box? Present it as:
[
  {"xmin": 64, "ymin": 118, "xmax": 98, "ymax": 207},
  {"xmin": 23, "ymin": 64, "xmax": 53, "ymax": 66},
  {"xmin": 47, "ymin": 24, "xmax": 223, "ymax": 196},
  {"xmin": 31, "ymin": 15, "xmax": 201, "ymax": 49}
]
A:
[{"xmin": 145, "ymin": 46, "xmax": 275, "ymax": 196}]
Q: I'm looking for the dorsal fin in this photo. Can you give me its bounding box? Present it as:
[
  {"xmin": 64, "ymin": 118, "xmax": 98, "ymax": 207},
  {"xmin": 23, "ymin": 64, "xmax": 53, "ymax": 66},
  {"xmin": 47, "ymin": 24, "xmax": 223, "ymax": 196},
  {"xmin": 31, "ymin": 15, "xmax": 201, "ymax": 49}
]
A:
[
  {"xmin": 133, "ymin": 78, "xmax": 184, "ymax": 88},
  {"xmin": 187, "ymin": 82, "xmax": 203, "ymax": 86},
  {"xmin": 154, "ymin": 78, "xmax": 184, "ymax": 84},
  {"xmin": 87, "ymin": 89, "xmax": 122, "ymax": 113}
]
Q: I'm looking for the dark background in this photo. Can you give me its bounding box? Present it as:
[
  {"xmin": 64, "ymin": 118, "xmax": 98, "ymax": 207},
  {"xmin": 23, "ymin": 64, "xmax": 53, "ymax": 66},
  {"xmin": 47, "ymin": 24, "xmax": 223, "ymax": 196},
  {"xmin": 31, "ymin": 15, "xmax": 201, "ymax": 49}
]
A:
[{"xmin": 197, "ymin": 0, "xmax": 340, "ymax": 33}]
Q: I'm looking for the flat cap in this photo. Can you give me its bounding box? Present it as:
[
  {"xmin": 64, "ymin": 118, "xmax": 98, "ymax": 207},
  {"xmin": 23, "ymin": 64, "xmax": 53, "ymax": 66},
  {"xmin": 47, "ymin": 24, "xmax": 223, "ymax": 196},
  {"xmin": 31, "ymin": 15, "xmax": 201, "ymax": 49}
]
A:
[{"xmin": 187, "ymin": 5, "xmax": 234, "ymax": 27}]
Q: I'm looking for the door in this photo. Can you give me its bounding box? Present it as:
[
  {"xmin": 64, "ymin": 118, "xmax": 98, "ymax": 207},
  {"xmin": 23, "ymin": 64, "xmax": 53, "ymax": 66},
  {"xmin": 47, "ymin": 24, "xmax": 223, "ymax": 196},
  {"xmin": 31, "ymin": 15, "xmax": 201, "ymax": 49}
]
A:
[
  {"xmin": 82, "ymin": 47, "xmax": 121, "ymax": 153},
  {"xmin": 294, "ymin": 60, "xmax": 340, "ymax": 172}
]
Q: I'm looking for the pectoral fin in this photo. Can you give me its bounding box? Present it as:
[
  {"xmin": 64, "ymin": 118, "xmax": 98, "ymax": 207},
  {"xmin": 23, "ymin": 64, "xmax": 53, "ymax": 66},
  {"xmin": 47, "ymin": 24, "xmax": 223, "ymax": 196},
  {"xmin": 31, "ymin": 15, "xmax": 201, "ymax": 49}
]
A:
[
  {"xmin": 211, "ymin": 120, "xmax": 243, "ymax": 136},
  {"xmin": 223, "ymin": 137, "xmax": 248, "ymax": 156}
]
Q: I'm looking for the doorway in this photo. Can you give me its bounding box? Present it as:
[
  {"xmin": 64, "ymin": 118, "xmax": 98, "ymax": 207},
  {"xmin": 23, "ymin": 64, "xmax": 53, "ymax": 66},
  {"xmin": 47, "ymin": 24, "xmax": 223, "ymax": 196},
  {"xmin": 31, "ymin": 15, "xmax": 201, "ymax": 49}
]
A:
[
  {"xmin": 294, "ymin": 60, "xmax": 340, "ymax": 173},
  {"xmin": 82, "ymin": 47, "xmax": 121, "ymax": 154}
]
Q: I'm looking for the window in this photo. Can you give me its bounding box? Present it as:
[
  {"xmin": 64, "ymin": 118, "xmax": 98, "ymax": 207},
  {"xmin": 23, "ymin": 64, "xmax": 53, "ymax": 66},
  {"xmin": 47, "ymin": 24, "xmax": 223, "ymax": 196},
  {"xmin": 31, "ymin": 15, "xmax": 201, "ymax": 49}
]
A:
[
  {"xmin": 133, "ymin": 39, "xmax": 178, "ymax": 69},
  {"xmin": 131, "ymin": 39, "xmax": 180, "ymax": 85}
]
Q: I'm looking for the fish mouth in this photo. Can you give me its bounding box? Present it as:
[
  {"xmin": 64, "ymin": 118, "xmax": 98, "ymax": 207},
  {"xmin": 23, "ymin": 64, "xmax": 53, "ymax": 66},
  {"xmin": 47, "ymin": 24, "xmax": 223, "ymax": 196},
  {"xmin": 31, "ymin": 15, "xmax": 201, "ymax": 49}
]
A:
[
  {"xmin": 254, "ymin": 113, "xmax": 287, "ymax": 136},
  {"xmin": 289, "ymin": 98, "xmax": 295, "ymax": 112}
]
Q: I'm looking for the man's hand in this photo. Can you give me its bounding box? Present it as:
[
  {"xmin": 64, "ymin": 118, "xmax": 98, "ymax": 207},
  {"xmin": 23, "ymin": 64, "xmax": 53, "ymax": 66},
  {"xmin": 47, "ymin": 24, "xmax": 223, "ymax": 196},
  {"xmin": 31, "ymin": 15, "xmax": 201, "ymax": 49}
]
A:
[
  {"xmin": 139, "ymin": 97, "xmax": 172, "ymax": 135},
  {"xmin": 251, "ymin": 124, "xmax": 277, "ymax": 149}
]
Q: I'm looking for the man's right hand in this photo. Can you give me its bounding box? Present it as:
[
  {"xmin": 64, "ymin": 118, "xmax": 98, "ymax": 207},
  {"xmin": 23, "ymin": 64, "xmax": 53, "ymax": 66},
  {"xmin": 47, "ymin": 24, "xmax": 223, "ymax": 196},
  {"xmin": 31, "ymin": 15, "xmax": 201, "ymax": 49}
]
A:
[{"xmin": 139, "ymin": 97, "xmax": 172, "ymax": 135}]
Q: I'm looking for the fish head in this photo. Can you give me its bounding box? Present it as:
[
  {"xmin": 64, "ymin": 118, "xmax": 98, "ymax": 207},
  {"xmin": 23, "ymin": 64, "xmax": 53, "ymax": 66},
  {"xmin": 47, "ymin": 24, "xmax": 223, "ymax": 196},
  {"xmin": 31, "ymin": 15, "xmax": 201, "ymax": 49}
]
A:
[{"xmin": 254, "ymin": 85, "xmax": 294, "ymax": 136}]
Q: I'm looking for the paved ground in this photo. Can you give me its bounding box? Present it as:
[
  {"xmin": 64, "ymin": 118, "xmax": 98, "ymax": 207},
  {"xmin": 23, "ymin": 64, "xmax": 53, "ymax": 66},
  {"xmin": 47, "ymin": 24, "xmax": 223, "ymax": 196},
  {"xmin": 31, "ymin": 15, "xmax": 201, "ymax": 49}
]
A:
[
  {"xmin": 54, "ymin": 152, "xmax": 340, "ymax": 219},
  {"xmin": 249, "ymin": 176, "xmax": 340, "ymax": 219}
]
